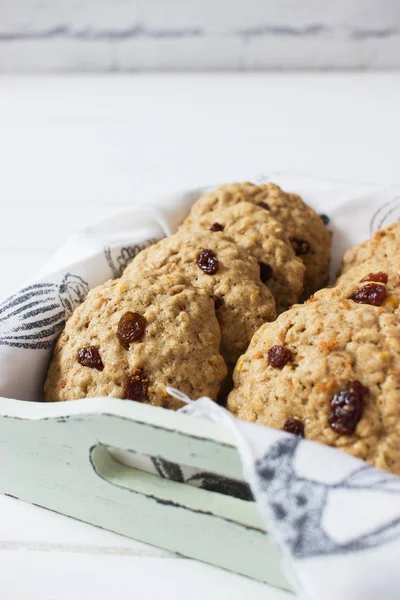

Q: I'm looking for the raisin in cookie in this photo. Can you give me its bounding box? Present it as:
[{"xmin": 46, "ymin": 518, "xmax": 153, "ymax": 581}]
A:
[
  {"xmin": 180, "ymin": 202, "xmax": 305, "ymax": 313},
  {"xmin": 227, "ymin": 301, "xmax": 400, "ymax": 474},
  {"xmin": 124, "ymin": 231, "xmax": 277, "ymax": 365},
  {"xmin": 186, "ymin": 182, "xmax": 332, "ymax": 298},
  {"xmin": 44, "ymin": 273, "xmax": 227, "ymax": 408},
  {"xmin": 340, "ymin": 222, "xmax": 400, "ymax": 276},
  {"xmin": 309, "ymin": 263, "xmax": 400, "ymax": 313}
]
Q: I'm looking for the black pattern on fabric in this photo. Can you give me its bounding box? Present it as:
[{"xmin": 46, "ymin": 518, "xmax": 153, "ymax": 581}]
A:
[
  {"xmin": 152, "ymin": 457, "xmax": 185, "ymax": 483},
  {"xmin": 104, "ymin": 239, "xmax": 161, "ymax": 278},
  {"xmin": 370, "ymin": 195, "xmax": 400, "ymax": 236},
  {"xmin": 151, "ymin": 457, "xmax": 253, "ymax": 501},
  {"xmin": 0, "ymin": 274, "xmax": 89, "ymax": 349},
  {"xmin": 186, "ymin": 472, "xmax": 253, "ymax": 501},
  {"xmin": 255, "ymin": 437, "xmax": 400, "ymax": 558}
]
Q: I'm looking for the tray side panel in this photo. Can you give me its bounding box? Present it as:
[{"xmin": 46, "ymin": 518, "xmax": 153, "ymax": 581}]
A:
[{"xmin": 0, "ymin": 411, "xmax": 290, "ymax": 591}]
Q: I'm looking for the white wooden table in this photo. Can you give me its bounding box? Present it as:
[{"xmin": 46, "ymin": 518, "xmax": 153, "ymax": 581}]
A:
[{"xmin": 1, "ymin": 72, "xmax": 400, "ymax": 599}]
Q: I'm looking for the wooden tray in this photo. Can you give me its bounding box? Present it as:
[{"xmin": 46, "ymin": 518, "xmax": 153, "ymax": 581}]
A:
[{"xmin": 0, "ymin": 396, "xmax": 291, "ymax": 592}]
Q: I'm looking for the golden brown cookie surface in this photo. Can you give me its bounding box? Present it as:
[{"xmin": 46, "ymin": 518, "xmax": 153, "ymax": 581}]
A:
[
  {"xmin": 125, "ymin": 230, "xmax": 277, "ymax": 364},
  {"xmin": 180, "ymin": 201, "xmax": 305, "ymax": 313},
  {"xmin": 227, "ymin": 301, "xmax": 400, "ymax": 474},
  {"xmin": 45, "ymin": 273, "xmax": 227, "ymax": 408},
  {"xmin": 186, "ymin": 182, "xmax": 332, "ymax": 298},
  {"xmin": 340, "ymin": 222, "xmax": 400, "ymax": 276},
  {"xmin": 309, "ymin": 263, "xmax": 400, "ymax": 314}
]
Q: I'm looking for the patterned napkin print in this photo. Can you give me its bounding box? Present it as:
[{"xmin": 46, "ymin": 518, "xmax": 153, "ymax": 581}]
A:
[
  {"xmin": 0, "ymin": 273, "xmax": 89, "ymax": 351},
  {"xmin": 0, "ymin": 240, "xmax": 160, "ymax": 401},
  {"xmin": 109, "ymin": 445, "xmax": 253, "ymax": 501}
]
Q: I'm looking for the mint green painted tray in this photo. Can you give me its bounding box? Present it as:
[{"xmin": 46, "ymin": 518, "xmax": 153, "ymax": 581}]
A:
[{"xmin": 0, "ymin": 396, "xmax": 290, "ymax": 591}]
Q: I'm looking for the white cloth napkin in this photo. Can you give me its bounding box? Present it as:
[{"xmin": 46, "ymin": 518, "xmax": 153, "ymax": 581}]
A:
[{"xmin": 1, "ymin": 174, "xmax": 400, "ymax": 600}]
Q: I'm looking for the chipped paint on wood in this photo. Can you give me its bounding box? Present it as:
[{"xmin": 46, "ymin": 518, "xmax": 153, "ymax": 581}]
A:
[{"xmin": 0, "ymin": 396, "xmax": 290, "ymax": 590}]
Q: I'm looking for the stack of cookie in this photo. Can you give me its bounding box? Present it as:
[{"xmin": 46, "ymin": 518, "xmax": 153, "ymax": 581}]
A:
[
  {"xmin": 45, "ymin": 181, "xmax": 330, "ymax": 411},
  {"xmin": 184, "ymin": 182, "xmax": 331, "ymax": 300},
  {"xmin": 228, "ymin": 221, "xmax": 400, "ymax": 474},
  {"xmin": 44, "ymin": 180, "xmax": 400, "ymax": 472}
]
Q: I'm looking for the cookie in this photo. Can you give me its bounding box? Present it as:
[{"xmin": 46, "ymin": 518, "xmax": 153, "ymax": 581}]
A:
[
  {"xmin": 309, "ymin": 263, "xmax": 400, "ymax": 313},
  {"xmin": 124, "ymin": 231, "xmax": 277, "ymax": 364},
  {"xmin": 340, "ymin": 222, "xmax": 400, "ymax": 276},
  {"xmin": 186, "ymin": 182, "xmax": 332, "ymax": 298},
  {"xmin": 44, "ymin": 273, "xmax": 227, "ymax": 408},
  {"xmin": 180, "ymin": 202, "xmax": 305, "ymax": 313},
  {"xmin": 227, "ymin": 301, "xmax": 400, "ymax": 474}
]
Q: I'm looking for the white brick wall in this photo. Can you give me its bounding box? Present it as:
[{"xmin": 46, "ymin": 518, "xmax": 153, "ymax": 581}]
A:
[{"xmin": 1, "ymin": 0, "xmax": 400, "ymax": 71}]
